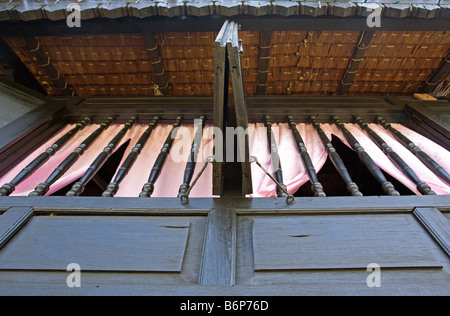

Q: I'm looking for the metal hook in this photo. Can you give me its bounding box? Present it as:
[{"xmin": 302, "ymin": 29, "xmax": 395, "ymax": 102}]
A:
[
  {"xmin": 250, "ymin": 156, "xmax": 295, "ymax": 205},
  {"xmin": 180, "ymin": 156, "xmax": 214, "ymax": 205}
]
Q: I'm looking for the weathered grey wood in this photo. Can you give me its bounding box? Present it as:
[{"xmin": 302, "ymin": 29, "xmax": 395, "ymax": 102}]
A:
[
  {"xmin": 0, "ymin": 216, "xmax": 192, "ymax": 272},
  {"xmin": 1, "ymin": 195, "xmax": 450, "ymax": 215},
  {"xmin": 198, "ymin": 208, "xmax": 237, "ymax": 286},
  {"xmin": 212, "ymin": 21, "xmax": 229, "ymax": 196},
  {"xmin": 413, "ymin": 207, "xmax": 450, "ymax": 257},
  {"xmin": 252, "ymin": 214, "xmax": 442, "ymax": 271},
  {"xmin": 227, "ymin": 21, "xmax": 253, "ymax": 196},
  {"xmin": 0, "ymin": 207, "xmax": 34, "ymax": 250}
]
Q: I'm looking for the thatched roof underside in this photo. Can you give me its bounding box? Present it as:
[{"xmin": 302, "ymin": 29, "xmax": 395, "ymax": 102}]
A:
[{"xmin": 2, "ymin": 30, "xmax": 450, "ymax": 97}]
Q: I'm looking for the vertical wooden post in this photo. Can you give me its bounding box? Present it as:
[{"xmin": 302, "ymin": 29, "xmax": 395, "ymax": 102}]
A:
[{"xmin": 198, "ymin": 207, "xmax": 237, "ymax": 286}]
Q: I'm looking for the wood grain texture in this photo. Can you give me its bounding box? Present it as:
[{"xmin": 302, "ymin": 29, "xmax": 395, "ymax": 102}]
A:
[
  {"xmin": 413, "ymin": 207, "xmax": 450, "ymax": 257},
  {"xmin": 252, "ymin": 214, "xmax": 442, "ymax": 271},
  {"xmin": 198, "ymin": 208, "xmax": 237, "ymax": 286},
  {"xmin": 0, "ymin": 216, "xmax": 192, "ymax": 272},
  {"xmin": 0, "ymin": 207, "xmax": 34, "ymax": 250}
]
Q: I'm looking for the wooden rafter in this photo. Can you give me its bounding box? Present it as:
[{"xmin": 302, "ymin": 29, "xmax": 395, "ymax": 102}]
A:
[
  {"xmin": 256, "ymin": 31, "xmax": 272, "ymax": 95},
  {"xmin": 142, "ymin": 32, "xmax": 169, "ymax": 96},
  {"xmin": 421, "ymin": 51, "xmax": 450, "ymax": 94},
  {"xmin": 337, "ymin": 30, "xmax": 374, "ymax": 95},
  {"xmin": 22, "ymin": 36, "xmax": 72, "ymax": 96}
]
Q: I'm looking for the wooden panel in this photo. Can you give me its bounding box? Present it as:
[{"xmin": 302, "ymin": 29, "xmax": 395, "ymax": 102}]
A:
[
  {"xmin": 0, "ymin": 207, "xmax": 34, "ymax": 250},
  {"xmin": 414, "ymin": 208, "xmax": 450, "ymax": 257},
  {"xmin": 252, "ymin": 214, "xmax": 442, "ymax": 270},
  {"xmin": 198, "ymin": 208, "xmax": 237, "ymax": 286},
  {"xmin": 0, "ymin": 216, "xmax": 194, "ymax": 272}
]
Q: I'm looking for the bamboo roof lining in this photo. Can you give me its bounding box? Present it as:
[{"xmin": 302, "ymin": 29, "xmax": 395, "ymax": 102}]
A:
[{"xmin": 2, "ymin": 30, "xmax": 450, "ymax": 96}]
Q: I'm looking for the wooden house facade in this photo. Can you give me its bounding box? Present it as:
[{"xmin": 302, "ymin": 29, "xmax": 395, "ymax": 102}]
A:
[{"xmin": 0, "ymin": 0, "xmax": 449, "ymax": 296}]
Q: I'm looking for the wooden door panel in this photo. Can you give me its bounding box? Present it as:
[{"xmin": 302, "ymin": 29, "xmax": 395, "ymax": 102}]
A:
[
  {"xmin": 0, "ymin": 215, "xmax": 202, "ymax": 272},
  {"xmin": 251, "ymin": 214, "xmax": 442, "ymax": 271}
]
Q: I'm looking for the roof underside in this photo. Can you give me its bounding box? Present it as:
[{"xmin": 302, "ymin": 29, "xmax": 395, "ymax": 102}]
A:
[{"xmin": 0, "ymin": 1, "xmax": 449, "ymax": 97}]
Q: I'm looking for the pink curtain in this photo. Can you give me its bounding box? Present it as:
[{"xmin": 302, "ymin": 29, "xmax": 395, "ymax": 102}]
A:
[
  {"xmin": 1, "ymin": 121, "xmax": 448, "ymax": 197},
  {"xmin": 0, "ymin": 123, "xmax": 138, "ymax": 196},
  {"xmin": 248, "ymin": 123, "xmax": 329, "ymax": 197},
  {"xmin": 323, "ymin": 123, "xmax": 450, "ymax": 195},
  {"xmin": 114, "ymin": 123, "xmax": 214, "ymax": 198}
]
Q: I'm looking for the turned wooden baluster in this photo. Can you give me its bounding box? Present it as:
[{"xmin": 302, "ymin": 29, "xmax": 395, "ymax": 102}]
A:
[
  {"xmin": 0, "ymin": 117, "xmax": 90, "ymax": 196},
  {"xmin": 287, "ymin": 115, "xmax": 326, "ymax": 197},
  {"xmin": 66, "ymin": 116, "xmax": 137, "ymax": 196},
  {"xmin": 332, "ymin": 116, "xmax": 400, "ymax": 196},
  {"xmin": 177, "ymin": 115, "xmax": 206, "ymax": 198},
  {"xmin": 310, "ymin": 116, "xmax": 363, "ymax": 196},
  {"xmin": 140, "ymin": 116, "xmax": 183, "ymax": 197},
  {"xmin": 102, "ymin": 116, "xmax": 160, "ymax": 197},
  {"xmin": 28, "ymin": 117, "xmax": 114, "ymax": 196},
  {"xmin": 264, "ymin": 115, "xmax": 288, "ymax": 197},
  {"xmin": 355, "ymin": 116, "xmax": 436, "ymax": 195},
  {"xmin": 377, "ymin": 116, "xmax": 450, "ymax": 186}
]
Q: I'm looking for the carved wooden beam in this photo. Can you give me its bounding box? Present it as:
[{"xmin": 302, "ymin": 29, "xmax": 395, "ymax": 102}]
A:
[
  {"xmin": 421, "ymin": 51, "xmax": 450, "ymax": 94},
  {"xmin": 256, "ymin": 31, "xmax": 272, "ymax": 95},
  {"xmin": 21, "ymin": 36, "xmax": 72, "ymax": 96},
  {"xmin": 337, "ymin": 30, "xmax": 374, "ymax": 95},
  {"xmin": 141, "ymin": 32, "xmax": 170, "ymax": 96}
]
